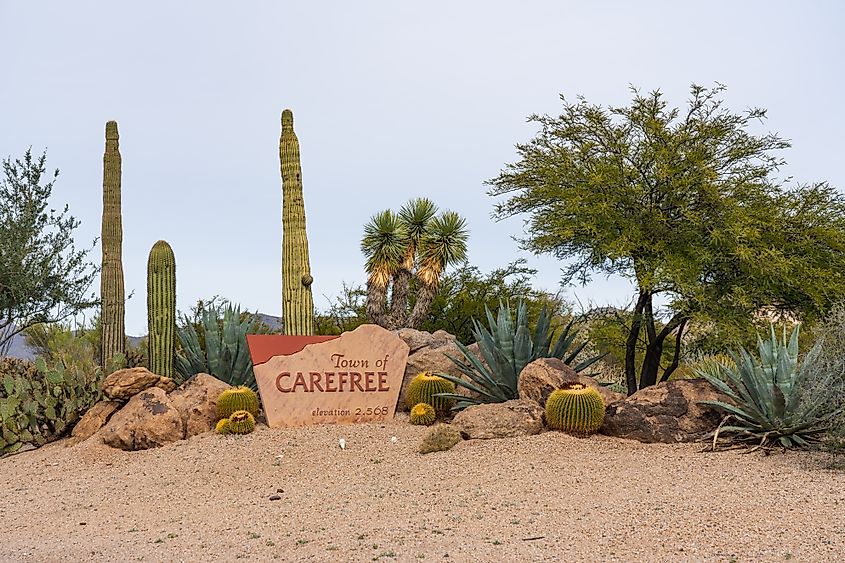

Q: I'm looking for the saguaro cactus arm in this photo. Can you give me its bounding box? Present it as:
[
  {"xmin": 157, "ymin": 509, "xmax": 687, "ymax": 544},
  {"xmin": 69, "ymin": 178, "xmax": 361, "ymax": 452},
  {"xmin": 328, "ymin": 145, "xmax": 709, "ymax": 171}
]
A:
[{"xmin": 147, "ymin": 240, "xmax": 176, "ymax": 377}]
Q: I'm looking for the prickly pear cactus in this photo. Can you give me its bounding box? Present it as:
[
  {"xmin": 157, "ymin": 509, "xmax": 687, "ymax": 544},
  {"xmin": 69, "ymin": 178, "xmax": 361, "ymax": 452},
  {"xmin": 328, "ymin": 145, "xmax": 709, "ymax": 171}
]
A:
[
  {"xmin": 216, "ymin": 386, "xmax": 260, "ymax": 419},
  {"xmin": 279, "ymin": 109, "xmax": 314, "ymax": 335},
  {"xmin": 406, "ymin": 372, "xmax": 455, "ymax": 414},
  {"xmin": 227, "ymin": 410, "xmax": 256, "ymax": 434},
  {"xmin": 147, "ymin": 240, "xmax": 176, "ymax": 377},
  {"xmin": 0, "ymin": 357, "xmax": 102, "ymax": 455},
  {"xmin": 100, "ymin": 120, "xmax": 126, "ymax": 369},
  {"xmin": 545, "ymin": 383, "xmax": 605, "ymax": 435},
  {"xmin": 409, "ymin": 403, "xmax": 436, "ymax": 426}
]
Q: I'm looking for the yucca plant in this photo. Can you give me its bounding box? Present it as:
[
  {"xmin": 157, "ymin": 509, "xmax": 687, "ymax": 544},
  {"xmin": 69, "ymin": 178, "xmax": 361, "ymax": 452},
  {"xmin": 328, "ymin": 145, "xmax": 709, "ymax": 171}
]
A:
[
  {"xmin": 434, "ymin": 300, "xmax": 604, "ymax": 410},
  {"xmin": 697, "ymin": 325, "xmax": 845, "ymax": 450},
  {"xmin": 174, "ymin": 302, "xmax": 266, "ymax": 390}
]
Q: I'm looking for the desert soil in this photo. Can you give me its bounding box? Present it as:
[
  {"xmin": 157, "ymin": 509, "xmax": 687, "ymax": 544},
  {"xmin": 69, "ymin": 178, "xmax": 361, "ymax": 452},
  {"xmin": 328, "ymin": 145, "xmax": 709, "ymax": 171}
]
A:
[{"xmin": 1, "ymin": 416, "xmax": 843, "ymax": 563}]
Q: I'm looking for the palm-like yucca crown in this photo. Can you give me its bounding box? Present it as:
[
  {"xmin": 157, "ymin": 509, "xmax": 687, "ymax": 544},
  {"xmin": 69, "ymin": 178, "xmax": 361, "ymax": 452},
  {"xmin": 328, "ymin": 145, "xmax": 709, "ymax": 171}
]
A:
[
  {"xmin": 417, "ymin": 211, "xmax": 469, "ymax": 286},
  {"xmin": 361, "ymin": 210, "xmax": 407, "ymax": 287}
]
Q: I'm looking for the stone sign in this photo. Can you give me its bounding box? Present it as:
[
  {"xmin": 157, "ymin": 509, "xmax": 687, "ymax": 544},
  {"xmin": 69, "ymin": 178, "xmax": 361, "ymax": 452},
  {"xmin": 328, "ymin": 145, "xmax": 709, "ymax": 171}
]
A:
[{"xmin": 247, "ymin": 324, "xmax": 410, "ymax": 428}]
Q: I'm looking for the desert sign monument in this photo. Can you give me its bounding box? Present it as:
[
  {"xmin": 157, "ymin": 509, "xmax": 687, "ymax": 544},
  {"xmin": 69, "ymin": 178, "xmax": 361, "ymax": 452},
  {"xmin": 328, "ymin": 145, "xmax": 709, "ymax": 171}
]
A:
[{"xmin": 247, "ymin": 324, "xmax": 410, "ymax": 427}]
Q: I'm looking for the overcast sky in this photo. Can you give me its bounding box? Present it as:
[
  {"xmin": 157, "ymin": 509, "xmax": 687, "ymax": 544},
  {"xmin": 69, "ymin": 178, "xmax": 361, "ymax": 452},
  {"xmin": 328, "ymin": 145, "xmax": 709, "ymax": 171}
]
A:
[{"xmin": 2, "ymin": 1, "xmax": 843, "ymax": 335}]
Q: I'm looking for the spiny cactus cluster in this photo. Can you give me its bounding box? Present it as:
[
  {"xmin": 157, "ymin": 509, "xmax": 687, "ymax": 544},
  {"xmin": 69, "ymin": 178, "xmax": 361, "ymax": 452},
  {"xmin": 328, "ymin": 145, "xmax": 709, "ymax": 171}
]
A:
[
  {"xmin": 409, "ymin": 403, "xmax": 436, "ymax": 426},
  {"xmin": 405, "ymin": 372, "xmax": 455, "ymax": 414},
  {"xmin": 147, "ymin": 240, "xmax": 176, "ymax": 377},
  {"xmin": 545, "ymin": 383, "xmax": 605, "ymax": 435},
  {"xmin": 215, "ymin": 387, "xmax": 260, "ymax": 435},
  {"xmin": 100, "ymin": 120, "xmax": 126, "ymax": 369},
  {"xmin": 0, "ymin": 357, "xmax": 102, "ymax": 455},
  {"xmin": 279, "ymin": 108, "xmax": 314, "ymax": 335}
]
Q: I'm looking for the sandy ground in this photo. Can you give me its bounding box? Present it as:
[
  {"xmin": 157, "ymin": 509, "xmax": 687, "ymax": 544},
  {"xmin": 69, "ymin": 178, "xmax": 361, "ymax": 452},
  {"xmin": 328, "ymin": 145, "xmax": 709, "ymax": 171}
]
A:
[{"xmin": 1, "ymin": 416, "xmax": 843, "ymax": 563}]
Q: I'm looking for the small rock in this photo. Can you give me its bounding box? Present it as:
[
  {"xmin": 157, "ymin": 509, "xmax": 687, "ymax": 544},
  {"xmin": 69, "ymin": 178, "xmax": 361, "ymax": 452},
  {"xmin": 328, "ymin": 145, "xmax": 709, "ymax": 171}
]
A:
[
  {"xmin": 419, "ymin": 424, "xmax": 463, "ymax": 454},
  {"xmin": 269, "ymin": 495, "xmax": 281, "ymax": 501}
]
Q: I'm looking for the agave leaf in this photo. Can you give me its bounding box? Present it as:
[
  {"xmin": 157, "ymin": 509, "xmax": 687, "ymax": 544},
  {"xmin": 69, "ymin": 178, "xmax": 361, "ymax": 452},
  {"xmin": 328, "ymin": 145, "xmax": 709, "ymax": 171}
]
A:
[
  {"xmin": 551, "ymin": 322, "xmax": 578, "ymax": 359},
  {"xmin": 563, "ymin": 340, "xmax": 589, "ymax": 365},
  {"xmin": 533, "ymin": 307, "xmax": 553, "ymax": 357},
  {"xmin": 513, "ymin": 324, "xmax": 532, "ymax": 377}
]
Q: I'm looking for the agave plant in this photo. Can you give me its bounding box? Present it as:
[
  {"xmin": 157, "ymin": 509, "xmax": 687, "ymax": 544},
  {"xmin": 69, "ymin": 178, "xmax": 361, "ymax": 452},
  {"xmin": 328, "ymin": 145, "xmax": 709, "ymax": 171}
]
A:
[
  {"xmin": 174, "ymin": 302, "xmax": 266, "ymax": 390},
  {"xmin": 697, "ymin": 325, "xmax": 845, "ymax": 450},
  {"xmin": 434, "ymin": 300, "xmax": 604, "ymax": 410}
]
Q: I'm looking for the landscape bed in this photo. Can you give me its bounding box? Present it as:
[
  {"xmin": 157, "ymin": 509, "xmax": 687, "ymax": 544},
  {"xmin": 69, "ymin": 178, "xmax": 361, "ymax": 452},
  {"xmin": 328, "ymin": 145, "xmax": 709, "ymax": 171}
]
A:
[{"xmin": 1, "ymin": 417, "xmax": 843, "ymax": 563}]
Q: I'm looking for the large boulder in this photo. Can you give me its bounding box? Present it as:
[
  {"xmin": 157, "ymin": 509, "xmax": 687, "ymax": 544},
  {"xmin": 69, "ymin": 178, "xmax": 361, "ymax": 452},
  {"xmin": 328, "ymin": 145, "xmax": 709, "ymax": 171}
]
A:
[
  {"xmin": 518, "ymin": 358, "xmax": 626, "ymax": 408},
  {"xmin": 395, "ymin": 329, "xmax": 466, "ymax": 410},
  {"xmin": 102, "ymin": 367, "xmax": 177, "ymax": 401},
  {"xmin": 100, "ymin": 387, "xmax": 184, "ymax": 450},
  {"xmin": 71, "ymin": 400, "xmax": 122, "ymax": 440},
  {"xmin": 451, "ymin": 399, "xmax": 545, "ymax": 440},
  {"xmin": 600, "ymin": 379, "xmax": 730, "ymax": 443},
  {"xmin": 169, "ymin": 373, "xmax": 232, "ymax": 437}
]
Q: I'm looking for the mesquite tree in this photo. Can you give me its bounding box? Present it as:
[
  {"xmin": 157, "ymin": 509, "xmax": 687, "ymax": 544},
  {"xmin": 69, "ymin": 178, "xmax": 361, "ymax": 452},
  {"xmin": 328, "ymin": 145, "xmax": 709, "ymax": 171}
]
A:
[{"xmin": 489, "ymin": 84, "xmax": 845, "ymax": 394}]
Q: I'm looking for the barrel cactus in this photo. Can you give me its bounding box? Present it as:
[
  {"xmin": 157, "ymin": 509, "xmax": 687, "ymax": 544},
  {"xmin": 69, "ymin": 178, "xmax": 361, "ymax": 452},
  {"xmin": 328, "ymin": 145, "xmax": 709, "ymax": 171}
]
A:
[
  {"xmin": 409, "ymin": 403, "xmax": 437, "ymax": 426},
  {"xmin": 100, "ymin": 120, "xmax": 125, "ymax": 369},
  {"xmin": 545, "ymin": 383, "xmax": 605, "ymax": 435},
  {"xmin": 215, "ymin": 418, "xmax": 230, "ymax": 434},
  {"xmin": 216, "ymin": 386, "xmax": 260, "ymax": 419},
  {"xmin": 147, "ymin": 240, "xmax": 176, "ymax": 377},
  {"xmin": 279, "ymin": 108, "xmax": 314, "ymax": 335},
  {"xmin": 227, "ymin": 410, "xmax": 256, "ymax": 434},
  {"xmin": 405, "ymin": 372, "xmax": 455, "ymax": 413}
]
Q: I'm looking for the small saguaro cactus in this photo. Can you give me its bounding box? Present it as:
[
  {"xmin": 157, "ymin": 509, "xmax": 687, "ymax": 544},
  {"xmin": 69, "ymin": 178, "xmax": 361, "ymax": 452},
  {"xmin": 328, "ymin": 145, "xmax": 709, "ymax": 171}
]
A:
[
  {"xmin": 147, "ymin": 240, "xmax": 176, "ymax": 377},
  {"xmin": 227, "ymin": 410, "xmax": 256, "ymax": 434},
  {"xmin": 100, "ymin": 120, "xmax": 126, "ymax": 369},
  {"xmin": 279, "ymin": 108, "xmax": 314, "ymax": 335},
  {"xmin": 405, "ymin": 372, "xmax": 455, "ymax": 414},
  {"xmin": 409, "ymin": 403, "xmax": 437, "ymax": 426},
  {"xmin": 545, "ymin": 383, "xmax": 605, "ymax": 435},
  {"xmin": 216, "ymin": 386, "xmax": 260, "ymax": 420}
]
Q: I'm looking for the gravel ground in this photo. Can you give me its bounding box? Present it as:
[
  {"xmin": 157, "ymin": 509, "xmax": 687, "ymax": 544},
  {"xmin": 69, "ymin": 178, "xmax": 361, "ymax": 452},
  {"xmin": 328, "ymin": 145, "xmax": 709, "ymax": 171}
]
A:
[{"xmin": 1, "ymin": 417, "xmax": 843, "ymax": 563}]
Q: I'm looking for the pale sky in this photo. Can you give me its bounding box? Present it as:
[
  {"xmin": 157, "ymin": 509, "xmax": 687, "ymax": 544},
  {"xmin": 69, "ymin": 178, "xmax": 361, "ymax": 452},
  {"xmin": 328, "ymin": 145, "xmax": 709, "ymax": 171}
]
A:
[{"xmin": 2, "ymin": 1, "xmax": 843, "ymax": 335}]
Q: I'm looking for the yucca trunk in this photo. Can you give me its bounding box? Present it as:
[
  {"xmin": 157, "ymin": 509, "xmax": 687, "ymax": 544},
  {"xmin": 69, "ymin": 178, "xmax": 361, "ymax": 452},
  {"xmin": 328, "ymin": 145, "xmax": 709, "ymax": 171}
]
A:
[
  {"xmin": 147, "ymin": 240, "xmax": 176, "ymax": 377},
  {"xmin": 366, "ymin": 279, "xmax": 390, "ymax": 327},
  {"xmin": 279, "ymin": 109, "xmax": 314, "ymax": 335},
  {"xmin": 387, "ymin": 268, "xmax": 412, "ymax": 328},
  {"xmin": 100, "ymin": 120, "xmax": 125, "ymax": 368},
  {"xmin": 407, "ymin": 278, "xmax": 438, "ymax": 329}
]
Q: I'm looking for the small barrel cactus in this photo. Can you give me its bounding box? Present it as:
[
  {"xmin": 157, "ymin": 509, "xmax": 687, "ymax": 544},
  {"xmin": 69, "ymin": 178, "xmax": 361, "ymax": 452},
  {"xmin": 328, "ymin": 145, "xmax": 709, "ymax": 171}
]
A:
[
  {"xmin": 406, "ymin": 372, "xmax": 455, "ymax": 413},
  {"xmin": 227, "ymin": 410, "xmax": 256, "ymax": 434},
  {"xmin": 215, "ymin": 418, "xmax": 230, "ymax": 434},
  {"xmin": 216, "ymin": 386, "xmax": 260, "ymax": 419},
  {"xmin": 409, "ymin": 403, "xmax": 437, "ymax": 426},
  {"xmin": 545, "ymin": 383, "xmax": 605, "ymax": 435}
]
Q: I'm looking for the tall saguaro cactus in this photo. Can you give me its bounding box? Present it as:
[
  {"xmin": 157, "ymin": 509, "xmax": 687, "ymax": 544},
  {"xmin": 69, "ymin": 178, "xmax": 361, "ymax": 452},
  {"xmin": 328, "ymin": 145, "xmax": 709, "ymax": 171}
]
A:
[
  {"xmin": 279, "ymin": 109, "xmax": 314, "ymax": 335},
  {"xmin": 100, "ymin": 120, "xmax": 125, "ymax": 368},
  {"xmin": 147, "ymin": 240, "xmax": 176, "ymax": 377}
]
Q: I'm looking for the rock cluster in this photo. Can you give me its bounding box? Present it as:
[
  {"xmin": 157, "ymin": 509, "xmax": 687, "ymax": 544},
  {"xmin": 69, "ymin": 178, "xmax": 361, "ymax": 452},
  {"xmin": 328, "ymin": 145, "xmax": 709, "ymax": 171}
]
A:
[{"xmin": 72, "ymin": 368, "xmax": 232, "ymax": 451}]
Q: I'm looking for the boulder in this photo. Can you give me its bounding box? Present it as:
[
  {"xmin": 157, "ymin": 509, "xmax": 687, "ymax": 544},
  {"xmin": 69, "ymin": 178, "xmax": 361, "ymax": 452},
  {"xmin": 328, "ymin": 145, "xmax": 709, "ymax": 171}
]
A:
[
  {"xmin": 419, "ymin": 423, "xmax": 463, "ymax": 454},
  {"xmin": 101, "ymin": 387, "xmax": 184, "ymax": 450},
  {"xmin": 518, "ymin": 358, "xmax": 626, "ymax": 407},
  {"xmin": 600, "ymin": 379, "xmax": 731, "ymax": 443},
  {"xmin": 71, "ymin": 400, "xmax": 122, "ymax": 440},
  {"xmin": 169, "ymin": 373, "xmax": 232, "ymax": 437},
  {"xmin": 396, "ymin": 329, "xmax": 466, "ymax": 410},
  {"xmin": 102, "ymin": 367, "xmax": 177, "ymax": 401},
  {"xmin": 451, "ymin": 399, "xmax": 545, "ymax": 440}
]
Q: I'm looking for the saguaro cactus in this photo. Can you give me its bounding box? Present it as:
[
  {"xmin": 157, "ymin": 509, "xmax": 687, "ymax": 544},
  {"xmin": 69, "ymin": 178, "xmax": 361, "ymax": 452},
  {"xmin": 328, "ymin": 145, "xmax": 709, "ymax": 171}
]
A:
[
  {"xmin": 279, "ymin": 109, "xmax": 314, "ymax": 335},
  {"xmin": 147, "ymin": 240, "xmax": 176, "ymax": 377},
  {"xmin": 100, "ymin": 120, "xmax": 125, "ymax": 368}
]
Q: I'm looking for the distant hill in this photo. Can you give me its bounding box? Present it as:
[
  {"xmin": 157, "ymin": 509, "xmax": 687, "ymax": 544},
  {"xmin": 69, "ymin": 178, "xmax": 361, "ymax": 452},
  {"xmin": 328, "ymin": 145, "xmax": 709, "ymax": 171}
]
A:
[{"xmin": 2, "ymin": 313, "xmax": 284, "ymax": 361}]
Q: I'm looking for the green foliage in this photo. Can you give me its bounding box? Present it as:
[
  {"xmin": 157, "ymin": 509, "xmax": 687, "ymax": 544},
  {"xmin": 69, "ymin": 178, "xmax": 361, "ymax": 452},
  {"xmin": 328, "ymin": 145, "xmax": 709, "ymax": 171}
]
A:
[
  {"xmin": 361, "ymin": 198, "xmax": 468, "ymax": 330},
  {"xmin": 279, "ymin": 108, "xmax": 314, "ymax": 335},
  {"xmin": 100, "ymin": 121, "xmax": 125, "ymax": 369},
  {"xmin": 436, "ymin": 300, "xmax": 603, "ymax": 410},
  {"xmin": 0, "ymin": 148, "xmax": 98, "ymax": 355},
  {"xmin": 216, "ymin": 386, "xmax": 260, "ymax": 419},
  {"xmin": 409, "ymin": 403, "xmax": 437, "ymax": 426},
  {"xmin": 0, "ymin": 356, "xmax": 102, "ymax": 455},
  {"xmin": 314, "ymin": 283, "xmax": 369, "ymax": 336},
  {"xmin": 699, "ymin": 326, "xmax": 844, "ymax": 450},
  {"xmin": 545, "ymin": 383, "xmax": 605, "ymax": 435},
  {"xmin": 147, "ymin": 240, "xmax": 176, "ymax": 377},
  {"xmin": 174, "ymin": 301, "xmax": 266, "ymax": 390},
  {"xmin": 405, "ymin": 372, "xmax": 455, "ymax": 414},
  {"xmin": 489, "ymin": 83, "xmax": 845, "ymax": 392},
  {"xmin": 226, "ymin": 410, "xmax": 256, "ymax": 434}
]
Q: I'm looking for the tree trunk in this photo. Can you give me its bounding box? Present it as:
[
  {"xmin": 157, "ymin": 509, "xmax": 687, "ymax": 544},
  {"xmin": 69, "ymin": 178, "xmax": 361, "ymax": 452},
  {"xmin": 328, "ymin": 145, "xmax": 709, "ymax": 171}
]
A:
[
  {"xmin": 387, "ymin": 269, "xmax": 411, "ymax": 329},
  {"xmin": 625, "ymin": 291, "xmax": 650, "ymax": 396},
  {"xmin": 406, "ymin": 281, "xmax": 437, "ymax": 329},
  {"xmin": 365, "ymin": 281, "xmax": 389, "ymax": 327},
  {"xmin": 639, "ymin": 313, "xmax": 687, "ymax": 390},
  {"xmin": 660, "ymin": 318, "xmax": 688, "ymax": 383}
]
